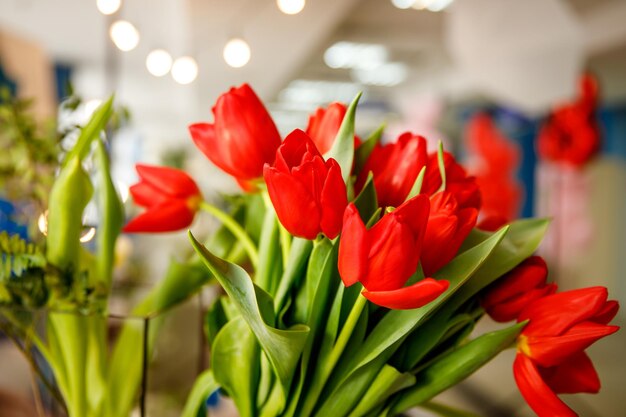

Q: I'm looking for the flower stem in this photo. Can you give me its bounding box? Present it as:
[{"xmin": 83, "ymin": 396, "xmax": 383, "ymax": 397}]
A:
[
  {"xmin": 326, "ymin": 294, "xmax": 368, "ymax": 373},
  {"xmin": 199, "ymin": 201, "xmax": 259, "ymax": 267}
]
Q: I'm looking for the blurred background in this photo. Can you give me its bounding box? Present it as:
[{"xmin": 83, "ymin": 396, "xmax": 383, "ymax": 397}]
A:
[{"xmin": 0, "ymin": 0, "xmax": 625, "ymax": 416}]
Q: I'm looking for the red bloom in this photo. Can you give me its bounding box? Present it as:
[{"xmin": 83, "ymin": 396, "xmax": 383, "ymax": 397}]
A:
[
  {"xmin": 537, "ymin": 74, "xmax": 601, "ymax": 167},
  {"xmin": 514, "ymin": 287, "xmax": 619, "ymax": 417},
  {"xmin": 189, "ymin": 83, "xmax": 281, "ymax": 182},
  {"xmin": 124, "ymin": 164, "xmax": 202, "ymax": 233},
  {"xmin": 422, "ymin": 151, "xmax": 481, "ymax": 210},
  {"xmin": 263, "ymin": 129, "xmax": 347, "ymax": 240},
  {"xmin": 306, "ymin": 102, "xmax": 347, "ymax": 155},
  {"xmin": 481, "ymin": 256, "xmax": 556, "ymax": 322},
  {"xmin": 355, "ymin": 133, "xmax": 428, "ymax": 208},
  {"xmin": 420, "ymin": 191, "xmax": 478, "ymax": 276},
  {"xmin": 338, "ymin": 196, "xmax": 449, "ymax": 310}
]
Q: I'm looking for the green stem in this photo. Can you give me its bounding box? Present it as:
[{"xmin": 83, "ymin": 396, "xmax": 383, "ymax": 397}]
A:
[
  {"xmin": 199, "ymin": 201, "xmax": 259, "ymax": 267},
  {"xmin": 262, "ymin": 191, "xmax": 290, "ymax": 270},
  {"xmin": 326, "ymin": 294, "xmax": 367, "ymax": 376}
]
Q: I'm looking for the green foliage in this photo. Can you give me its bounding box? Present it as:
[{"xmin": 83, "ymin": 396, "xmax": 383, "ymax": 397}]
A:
[{"xmin": 326, "ymin": 92, "xmax": 361, "ymax": 182}]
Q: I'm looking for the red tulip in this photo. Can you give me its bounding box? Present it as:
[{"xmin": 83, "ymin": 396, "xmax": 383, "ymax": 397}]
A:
[
  {"xmin": 355, "ymin": 133, "xmax": 428, "ymax": 208},
  {"xmin": 338, "ymin": 196, "xmax": 449, "ymax": 310},
  {"xmin": 306, "ymin": 102, "xmax": 347, "ymax": 155},
  {"xmin": 189, "ymin": 83, "xmax": 281, "ymax": 182},
  {"xmin": 513, "ymin": 287, "xmax": 619, "ymax": 417},
  {"xmin": 537, "ymin": 74, "xmax": 601, "ymax": 167},
  {"xmin": 124, "ymin": 164, "xmax": 202, "ymax": 233},
  {"xmin": 263, "ymin": 129, "xmax": 347, "ymax": 240},
  {"xmin": 422, "ymin": 151, "xmax": 481, "ymax": 210},
  {"xmin": 420, "ymin": 191, "xmax": 478, "ymax": 276},
  {"xmin": 481, "ymin": 256, "xmax": 556, "ymax": 322}
]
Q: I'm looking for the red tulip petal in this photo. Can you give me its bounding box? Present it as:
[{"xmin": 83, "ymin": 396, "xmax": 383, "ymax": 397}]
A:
[
  {"xmin": 338, "ymin": 204, "xmax": 369, "ymax": 287},
  {"xmin": 320, "ymin": 159, "xmax": 348, "ymax": 239},
  {"xmin": 485, "ymin": 284, "xmax": 557, "ymax": 323},
  {"xmin": 128, "ymin": 181, "xmax": 167, "ymax": 208},
  {"xmin": 364, "ymin": 216, "xmax": 419, "ymax": 291},
  {"xmin": 189, "ymin": 123, "xmax": 243, "ymax": 179},
  {"xmin": 393, "ymin": 194, "xmax": 430, "ymax": 241},
  {"xmin": 540, "ymin": 352, "xmax": 600, "ymax": 394},
  {"xmin": 421, "ymin": 214, "xmax": 458, "ymax": 276},
  {"xmin": 526, "ymin": 321, "xmax": 619, "ymax": 367},
  {"xmin": 362, "ymin": 278, "xmax": 448, "ymax": 310},
  {"xmin": 306, "ymin": 102, "xmax": 346, "ymax": 155},
  {"xmin": 482, "ymin": 256, "xmax": 548, "ymax": 308},
  {"xmin": 519, "ymin": 287, "xmax": 609, "ymax": 336},
  {"xmin": 592, "ymin": 300, "xmax": 619, "ymax": 325},
  {"xmin": 276, "ymin": 129, "xmax": 321, "ymax": 172},
  {"xmin": 123, "ymin": 200, "xmax": 195, "ymax": 233},
  {"xmin": 264, "ymin": 166, "xmax": 320, "ymax": 240},
  {"xmin": 513, "ymin": 354, "xmax": 578, "ymax": 417},
  {"xmin": 135, "ymin": 164, "xmax": 200, "ymax": 199}
]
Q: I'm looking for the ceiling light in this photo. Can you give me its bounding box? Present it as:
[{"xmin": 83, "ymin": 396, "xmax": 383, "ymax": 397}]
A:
[
  {"xmin": 223, "ymin": 38, "xmax": 251, "ymax": 68},
  {"xmin": 351, "ymin": 62, "xmax": 408, "ymax": 87},
  {"xmin": 110, "ymin": 20, "xmax": 140, "ymax": 52},
  {"xmin": 96, "ymin": 0, "xmax": 121, "ymax": 15},
  {"xmin": 171, "ymin": 56, "xmax": 198, "ymax": 85},
  {"xmin": 391, "ymin": 0, "xmax": 415, "ymax": 9},
  {"xmin": 277, "ymin": 0, "xmax": 306, "ymax": 15},
  {"xmin": 324, "ymin": 42, "xmax": 388, "ymax": 70},
  {"xmin": 146, "ymin": 49, "xmax": 172, "ymax": 77}
]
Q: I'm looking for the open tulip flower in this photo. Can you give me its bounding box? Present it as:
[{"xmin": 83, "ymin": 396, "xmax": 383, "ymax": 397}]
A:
[
  {"xmin": 264, "ymin": 129, "xmax": 348, "ymax": 240},
  {"xmin": 481, "ymin": 256, "xmax": 557, "ymax": 322},
  {"xmin": 338, "ymin": 195, "xmax": 450, "ymax": 309},
  {"xmin": 420, "ymin": 191, "xmax": 478, "ymax": 276},
  {"xmin": 356, "ymin": 132, "xmax": 428, "ymax": 208},
  {"xmin": 189, "ymin": 83, "xmax": 281, "ymax": 187},
  {"xmin": 423, "ymin": 150, "xmax": 482, "ymax": 210},
  {"xmin": 514, "ymin": 287, "xmax": 619, "ymax": 417},
  {"xmin": 124, "ymin": 164, "xmax": 202, "ymax": 233}
]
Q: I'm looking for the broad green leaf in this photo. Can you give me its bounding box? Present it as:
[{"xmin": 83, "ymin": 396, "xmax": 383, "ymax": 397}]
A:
[
  {"xmin": 390, "ymin": 322, "xmax": 526, "ymax": 413},
  {"xmin": 347, "ymin": 365, "xmax": 416, "ymax": 417},
  {"xmin": 46, "ymin": 157, "xmax": 93, "ymax": 271},
  {"xmin": 189, "ymin": 232, "xmax": 309, "ymax": 413},
  {"xmin": 62, "ymin": 96, "xmax": 114, "ymax": 167},
  {"xmin": 181, "ymin": 369, "xmax": 219, "ymax": 417},
  {"xmin": 244, "ymin": 192, "xmax": 266, "ymax": 244},
  {"xmin": 212, "ymin": 317, "xmax": 259, "ymax": 417},
  {"xmin": 325, "ymin": 92, "xmax": 362, "ymax": 183},
  {"xmin": 205, "ymin": 296, "xmax": 229, "ymax": 346},
  {"xmin": 203, "ymin": 200, "xmax": 245, "ymax": 258},
  {"xmin": 256, "ymin": 209, "xmax": 282, "ymax": 293},
  {"xmin": 353, "ymin": 172, "xmax": 378, "ymax": 223},
  {"xmin": 450, "ymin": 218, "xmax": 550, "ymax": 309},
  {"xmin": 354, "ymin": 123, "xmax": 384, "ymax": 174},
  {"xmin": 338, "ymin": 227, "xmax": 508, "ymax": 388},
  {"xmin": 256, "ymin": 353, "xmax": 274, "ymax": 409},
  {"xmin": 93, "ymin": 139, "xmax": 123, "ymax": 290},
  {"xmin": 273, "ymin": 237, "xmax": 313, "ymax": 312}
]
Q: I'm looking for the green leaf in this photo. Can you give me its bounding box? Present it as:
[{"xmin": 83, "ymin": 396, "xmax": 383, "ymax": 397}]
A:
[
  {"xmin": 212, "ymin": 317, "xmax": 259, "ymax": 417},
  {"xmin": 390, "ymin": 322, "xmax": 526, "ymax": 413},
  {"xmin": 189, "ymin": 232, "xmax": 309, "ymax": 413},
  {"xmin": 337, "ymin": 227, "xmax": 509, "ymax": 389},
  {"xmin": 256, "ymin": 209, "xmax": 282, "ymax": 293},
  {"xmin": 181, "ymin": 370, "xmax": 219, "ymax": 417},
  {"xmin": 418, "ymin": 401, "xmax": 482, "ymax": 417},
  {"xmin": 347, "ymin": 365, "xmax": 416, "ymax": 417},
  {"xmin": 353, "ymin": 172, "xmax": 378, "ymax": 223},
  {"xmin": 273, "ymin": 237, "xmax": 313, "ymax": 312},
  {"xmin": 46, "ymin": 157, "xmax": 93, "ymax": 271},
  {"xmin": 406, "ymin": 166, "xmax": 426, "ymax": 200},
  {"xmin": 93, "ymin": 139, "xmax": 124, "ymax": 290},
  {"xmin": 325, "ymin": 92, "xmax": 362, "ymax": 183},
  {"xmin": 205, "ymin": 296, "xmax": 229, "ymax": 346},
  {"xmin": 62, "ymin": 96, "xmax": 114, "ymax": 167},
  {"xmin": 354, "ymin": 123, "xmax": 384, "ymax": 174}
]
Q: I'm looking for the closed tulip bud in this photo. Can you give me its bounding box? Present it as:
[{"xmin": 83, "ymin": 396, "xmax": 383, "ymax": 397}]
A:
[
  {"xmin": 263, "ymin": 129, "xmax": 348, "ymax": 240},
  {"xmin": 513, "ymin": 286, "xmax": 619, "ymax": 417},
  {"xmin": 481, "ymin": 256, "xmax": 557, "ymax": 322},
  {"xmin": 420, "ymin": 191, "xmax": 478, "ymax": 277},
  {"xmin": 124, "ymin": 164, "xmax": 202, "ymax": 233},
  {"xmin": 306, "ymin": 102, "xmax": 348, "ymax": 155},
  {"xmin": 338, "ymin": 196, "xmax": 449, "ymax": 310},
  {"xmin": 355, "ymin": 133, "xmax": 428, "ymax": 208},
  {"xmin": 189, "ymin": 83, "xmax": 281, "ymax": 184}
]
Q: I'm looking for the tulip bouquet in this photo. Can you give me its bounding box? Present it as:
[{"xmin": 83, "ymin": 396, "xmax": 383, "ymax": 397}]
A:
[{"xmin": 121, "ymin": 83, "xmax": 619, "ymax": 417}]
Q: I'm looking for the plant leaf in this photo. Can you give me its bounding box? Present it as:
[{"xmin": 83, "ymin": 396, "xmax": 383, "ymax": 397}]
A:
[
  {"xmin": 189, "ymin": 231, "xmax": 309, "ymax": 413},
  {"xmin": 353, "ymin": 172, "xmax": 378, "ymax": 223},
  {"xmin": 181, "ymin": 369, "xmax": 219, "ymax": 417},
  {"xmin": 354, "ymin": 123, "xmax": 384, "ymax": 174},
  {"xmin": 325, "ymin": 92, "xmax": 362, "ymax": 183}
]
